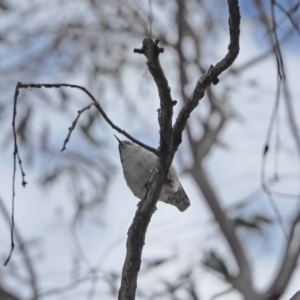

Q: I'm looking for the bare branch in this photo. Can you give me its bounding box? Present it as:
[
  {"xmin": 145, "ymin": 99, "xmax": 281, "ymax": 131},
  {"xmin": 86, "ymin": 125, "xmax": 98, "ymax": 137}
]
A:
[
  {"xmin": 230, "ymin": 28, "xmax": 295, "ymax": 74},
  {"xmin": 173, "ymin": 0, "xmax": 241, "ymax": 150},
  {"xmin": 283, "ymin": 80, "xmax": 300, "ymax": 158},
  {"xmin": 134, "ymin": 38, "xmax": 175, "ymax": 161},
  {"xmin": 118, "ymin": 170, "xmax": 165, "ymax": 300},
  {"xmin": 261, "ymin": 183, "xmax": 289, "ymax": 240},
  {"xmin": 15, "ymin": 83, "xmax": 159, "ymax": 155},
  {"xmin": 270, "ymin": 0, "xmax": 286, "ymax": 80},
  {"xmin": 119, "ymin": 37, "xmax": 176, "ymax": 300},
  {"xmin": 0, "ymin": 287, "xmax": 21, "ymax": 300},
  {"xmin": 61, "ymin": 102, "xmax": 95, "ymax": 151},
  {"xmin": 290, "ymin": 291, "xmax": 300, "ymax": 300},
  {"xmin": 210, "ymin": 288, "xmax": 234, "ymax": 300},
  {"xmin": 260, "ymin": 79, "xmax": 288, "ymax": 240},
  {"xmin": 0, "ymin": 197, "xmax": 38, "ymax": 299},
  {"xmin": 190, "ymin": 165, "xmax": 257, "ymax": 298},
  {"xmin": 6, "ymin": 81, "xmax": 159, "ymax": 265},
  {"xmin": 272, "ymin": 1, "xmax": 300, "ymax": 36},
  {"xmin": 12, "ymin": 83, "xmax": 28, "ymax": 188},
  {"xmin": 37, "ymin": 271, "xmax": 102, "ymax": 298},
  {"xmin": 253, "ymin": 0, "xmax": 286, "ymax": 80},
  {"xmin": 119, "ymin": 1, "xmax": 241, "ymax": 298},
  {"xmin": 4, "ymin": 82, "xmax": 28, "ymax": 266},
  {"xmin": 263, "ymin": 210, "xmax": 300, "ymax": 299}
]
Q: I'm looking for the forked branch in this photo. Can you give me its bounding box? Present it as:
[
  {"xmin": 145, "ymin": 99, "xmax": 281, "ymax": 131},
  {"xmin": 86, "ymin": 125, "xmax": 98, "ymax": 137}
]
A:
[{"xmin": 118, "ymin": 1, "xmax": 241, "ymax": 299}]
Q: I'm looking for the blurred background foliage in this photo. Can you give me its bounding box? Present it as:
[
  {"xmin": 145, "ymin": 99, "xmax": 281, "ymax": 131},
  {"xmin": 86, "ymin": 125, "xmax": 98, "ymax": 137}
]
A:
[{"xmin": 0, "ymin": 0, "xmax": 300, "ymax": 299}]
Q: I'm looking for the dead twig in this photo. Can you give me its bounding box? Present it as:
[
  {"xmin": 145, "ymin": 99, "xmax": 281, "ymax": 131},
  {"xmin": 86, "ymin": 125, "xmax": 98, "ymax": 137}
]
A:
[
  {"xmin": 14, "ymin": 83, "xmax": 159, "ymax": 155},
  {"xmin": 61, "ymin": 102, "xmax": 95, "ymax": 151},
  {"xmin": 0, "ymin": 197, "xmax": 38, "ymax": 298}
]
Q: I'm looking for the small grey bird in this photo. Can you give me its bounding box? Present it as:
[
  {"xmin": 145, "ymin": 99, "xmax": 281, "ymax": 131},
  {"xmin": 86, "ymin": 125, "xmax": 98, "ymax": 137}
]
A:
[{"xmin": 115, "ymin": 136, "xmax": 190, "ymax": 212}]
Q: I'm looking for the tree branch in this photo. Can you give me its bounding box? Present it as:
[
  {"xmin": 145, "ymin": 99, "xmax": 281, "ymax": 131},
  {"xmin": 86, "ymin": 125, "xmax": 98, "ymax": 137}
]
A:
[
  {"xmin": 14, "ymin": 83, "xmax": 159, "ymax": 156},
  {"xmin": 6, "ymin": 82, "xmax": 159, "ymax": 265},
  {"xmin": 117, "ymin": 168, "xmax": 166, "ymax": 300},
  {"xmin": 119, "ymin": 1, "xmax": 241, "ymax": 298},
  {"xmin": 173, "ymin": 0, "xmax": 240, "ymax": 150},
  {"xmin": 190, "ymin": 166, "xmax": 258, "ymax": 299},
  {"xmin": 119, "ymin": 38, "xmax": 176, "ymax": 300},
  {"xmin": 0, "ymin": 197, "xmax": 38, "ymax": 299},
  {"xmin": 290, "ymin": 291, "xmax": 300, "ymax": 300},
  {"xmin": 283, "ymin": 81, "xmax": 300, "ymax": 158},
  {"xmin": 263, "ymin": 210, "xmax": 300, "ymax": 299},
  {"xmin": 0, "ymin": 287, "xmax": 21, "ymax": 300},
  {"xmin": 61, "ymin": 102, "xmax": 95, "ymax": 151}
]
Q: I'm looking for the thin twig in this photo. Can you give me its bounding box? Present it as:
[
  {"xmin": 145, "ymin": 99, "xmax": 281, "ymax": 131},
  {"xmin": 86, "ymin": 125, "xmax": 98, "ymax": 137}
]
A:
[
  {"xmin": 261, "ymin": 78, "xmax": 288, "ymax": 240},
  {"xmin": 274, "ymin": 102, "xmax": 280, "ymax": 180},
  {"xmin": 267, "ymin": 189, "xmax": 300, "ymax": 200},
  {"xmin": 147, "ymin": 0, "xmax": 153, "ymax": 38},
  {"xmin": 15, "ymin": 83, "xmax": 159, "ymax": 155},
  {"xmin": 61, "ymin": 102, "xmax": 95, "ymax": 151},
  {"xmin": 261, "ymin": 183, "xmax": 289, "ymax": 240},
  {"xmin": 273, "ymin": 1, "xmax": 300, "ymax": 36},
  {"xmin": 37, "ymin": 272, "xmax": 102, "ymax": 297},
  {"xmin": 4, "ymin": 82, "xmax": 27, "ymax": 266},
  {"xmin": 0, "ymin": 197, "xmax": 38, "ymax": 298},
  {"xmin": 263, "ymin": 209, "xmax": 300, "ymax": 299},
  {"xmin": 271, "ymin": 0, "xmax": 286, "ymax": 80},
  {"xmin": 283, "ymin": 78, "xmax": 300, "ymax": 159},
  {"xmin": 230, "ymin": 27, "xmax": 294, "ymax": 73},
  {"xmin": 210, "ymin": 287, "xmax": 234, "ymax": 300}
]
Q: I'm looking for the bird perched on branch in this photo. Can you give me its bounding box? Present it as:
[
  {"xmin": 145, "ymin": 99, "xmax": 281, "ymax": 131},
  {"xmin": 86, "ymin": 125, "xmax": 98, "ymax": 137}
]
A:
[{"xmin": 115, "ymin": 136, "xmax": 190, "ymax": 211}]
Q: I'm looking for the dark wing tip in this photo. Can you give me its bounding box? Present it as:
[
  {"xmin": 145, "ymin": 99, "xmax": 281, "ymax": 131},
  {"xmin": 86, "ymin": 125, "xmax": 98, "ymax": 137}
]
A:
[{"xmin": 175, "ymin": 186, "xmax": 190, "ymax": 212}]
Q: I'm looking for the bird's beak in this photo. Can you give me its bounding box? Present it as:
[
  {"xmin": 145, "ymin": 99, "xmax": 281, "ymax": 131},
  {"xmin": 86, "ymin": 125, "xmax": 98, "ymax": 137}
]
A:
[{"xmin": 114, "ymin": 134, "xmax": 122, "ymax": 145}]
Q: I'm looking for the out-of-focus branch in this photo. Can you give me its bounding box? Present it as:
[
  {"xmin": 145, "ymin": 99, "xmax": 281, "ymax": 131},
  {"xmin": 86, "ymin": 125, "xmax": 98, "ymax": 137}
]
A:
[
  {"xmin": 270, "ymin": 0, "xmax": 286, "ymax": 79},
  {"xmin": 173, "ymin": 6, "xmax": 249, "ymax": 290},
  {"xmin": 4, "ymin": 83, "xmax": 30, "ymax": 266},
  {"xmin": 174, "ymin": 0, "xmax": 229, "ymax": 165},
  {"xmin": 195, "ymin": 89, "xmax": 229, "ymax": 161},
  {"xmin": 263, "ymin": 210, "xmax": 300, "ymax": 299},
  {"xmin": 175, "ymin": 0, "xmax": 253, "ymax": 295},
  {"xmin": 210, "ymin": 287, "xmax": 234, "ymax": 300},
  {"xmin": 230, "ymin": 27, "xmax": 295, "ymax": 74},
  {"xmin": 253, "ymin": 0, "xmax": 286, "ymax": 79},
  {"xmin": 0, "ymin": 198, "xmax": 38, "ymax": 299},
  {"xmin": 283, "ymin": 81, "xmax": 300, "ymax": 158},
  {"xmin": 0, "ymin": 286, "xmax": 21, "ymax": 300},
  {"xmin": 290, "ymin": 291, "xmax": 300, "ymax": 300},
  {"xmin": 190, "ymin": 166, "xmax": 259, "ymax": 299}
]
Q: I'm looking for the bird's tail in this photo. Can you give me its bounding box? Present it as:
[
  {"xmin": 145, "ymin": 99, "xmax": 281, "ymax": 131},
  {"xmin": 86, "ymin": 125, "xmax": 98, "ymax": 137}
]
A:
[{"xmin": 171, "ymin": 185, "xmax": 190, "ymax": 212}]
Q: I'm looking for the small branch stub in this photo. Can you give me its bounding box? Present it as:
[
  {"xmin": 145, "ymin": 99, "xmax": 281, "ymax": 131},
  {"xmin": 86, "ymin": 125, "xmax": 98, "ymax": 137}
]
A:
[{"xmin": 134, "ymin": 38, "xmax": 164, "ymax": 59}]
